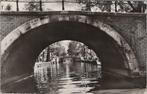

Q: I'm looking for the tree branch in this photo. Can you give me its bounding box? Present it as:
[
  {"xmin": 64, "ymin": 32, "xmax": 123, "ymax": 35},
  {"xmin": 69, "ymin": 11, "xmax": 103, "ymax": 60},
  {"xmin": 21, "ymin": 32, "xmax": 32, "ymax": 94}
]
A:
[{"xmin": 127, "ymin": 1, "xmax": 136, "ymax": 11}]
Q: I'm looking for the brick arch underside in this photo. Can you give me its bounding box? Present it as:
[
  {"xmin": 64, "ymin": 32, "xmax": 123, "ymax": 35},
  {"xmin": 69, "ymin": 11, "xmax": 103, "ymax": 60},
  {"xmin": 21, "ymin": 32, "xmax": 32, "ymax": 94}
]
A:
[{"xmin": 1, "ymin": 21, "xmax": 143, "ymax": 93}]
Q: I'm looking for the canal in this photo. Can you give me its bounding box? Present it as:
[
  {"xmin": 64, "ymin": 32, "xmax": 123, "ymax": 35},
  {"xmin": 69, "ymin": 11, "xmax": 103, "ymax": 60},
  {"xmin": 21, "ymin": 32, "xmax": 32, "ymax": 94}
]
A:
[{"xmin": 34, "ymin": 60, "xmax": 101, "ymax": 94}]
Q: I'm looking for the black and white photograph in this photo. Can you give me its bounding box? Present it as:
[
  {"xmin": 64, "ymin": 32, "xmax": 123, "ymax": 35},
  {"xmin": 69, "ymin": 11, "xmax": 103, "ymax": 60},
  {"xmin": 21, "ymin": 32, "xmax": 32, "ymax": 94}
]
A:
[{"xmin": 0, "ymin": 0, "xmax": 147, "ymax": 94}]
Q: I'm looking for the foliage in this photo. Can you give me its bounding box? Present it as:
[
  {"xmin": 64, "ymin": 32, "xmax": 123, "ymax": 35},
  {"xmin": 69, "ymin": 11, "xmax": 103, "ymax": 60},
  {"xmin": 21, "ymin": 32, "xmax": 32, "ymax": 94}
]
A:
[
  {"xmin": 37, "ymin": 41, "xmax": 98, "ymax": 62},
  {"xmin": 68, "ymin": 41, "xmax": 84, "ymax": 56},
  {"xmin": 127, "ymin": 1, "xmax": 146, "ymax": 12},
  {"xmin": 50, "ymin": 42, "xmax": 66, "ymax": 57},
  {"xmin": 67, "ymin": 41, "xmax": 97, "ymax": 60},
  {"xmin": 5, "ymin": 4, "xmax": 12, "ymax": 11},
  {"xmin": 37, "ymin": 42, "xmax": 66, "ymax": 62},
  {"xmin": 78, "ymin": 0, "xmax": 146, "ymax": 13},
  {"xmin": 25, "ymin": 0, "xmax": 41, "ymax": 11}
]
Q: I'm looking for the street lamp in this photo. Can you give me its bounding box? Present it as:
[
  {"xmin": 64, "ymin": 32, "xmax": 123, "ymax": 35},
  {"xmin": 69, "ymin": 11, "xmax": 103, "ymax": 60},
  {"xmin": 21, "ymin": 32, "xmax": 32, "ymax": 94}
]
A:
[
  {"xmin": 62, "ymin": 0, "xmax": 65, "ymax": 10},
  {"xmin": 16, "ymin": 0, "xmax": 19, "ymax": 11},
  {"xmin": 39, "ymin": 0, "xmax": 42, "ymax": 11}
]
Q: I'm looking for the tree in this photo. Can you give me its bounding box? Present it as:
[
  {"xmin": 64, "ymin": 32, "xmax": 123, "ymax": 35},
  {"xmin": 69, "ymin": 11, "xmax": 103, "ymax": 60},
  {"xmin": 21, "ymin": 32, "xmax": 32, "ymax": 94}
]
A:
[
  {"xmin": 50, "ymin": 42, "xmax": 66, "ymax": 57},
  {"xmin": 127, "ymin": 1, "xmax": 146, "ymax": 12},
  {"xmin": 67, "ymin": 41, "xmax": 98, "ymax": 61},
  {"xmin": 67, "ymin": 41, "xmax": 84, "ymax": 56},
  {"xmin": 25, "ymin": 0, "xmax": 42, "ymax": 11},
  {"xmin": 78, "ymin": 0, "xmax": 146, "ymax": 13},
  {"xmin": 79, "ymin": 0, "xmax": 98, "ymax": 11},
  {"xmin": 98, "ymin": 1, "xmax": 112, "ymax": 12},
  {"xmin": 37, "ymin": 42, "xmax": 67, "ymax": 62},
  {"xmin": 67, "ymin": 41, "xmax": 77, "ymax": 56},
  {"xmin": 5, "ymin": 4, "xmax": 12, "ymax": 11},
  {"xmin": 78, "ymin": 0, "xmax": 112, "ymax": 12}
]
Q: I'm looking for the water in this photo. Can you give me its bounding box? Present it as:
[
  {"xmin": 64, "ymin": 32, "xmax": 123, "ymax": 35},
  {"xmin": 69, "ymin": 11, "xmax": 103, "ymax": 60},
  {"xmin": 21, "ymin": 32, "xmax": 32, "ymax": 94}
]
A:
[{"xmin": 34, "ymin": 60, "xmax": 101, "ymax": 94}]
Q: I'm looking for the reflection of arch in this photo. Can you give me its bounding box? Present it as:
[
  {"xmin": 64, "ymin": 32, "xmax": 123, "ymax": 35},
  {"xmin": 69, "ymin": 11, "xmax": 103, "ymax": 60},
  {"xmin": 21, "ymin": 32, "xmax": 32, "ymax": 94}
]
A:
[{"xmin": 1, "ymin": 15, "xmax": 139, "ymax": 73}]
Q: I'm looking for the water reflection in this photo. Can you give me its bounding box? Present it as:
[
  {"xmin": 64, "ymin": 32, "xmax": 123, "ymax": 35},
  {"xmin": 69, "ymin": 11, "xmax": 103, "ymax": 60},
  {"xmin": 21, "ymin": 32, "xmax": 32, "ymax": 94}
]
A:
[{"xmin": 34, "ymin": 60, "xmax": 101, "ymax": 94}]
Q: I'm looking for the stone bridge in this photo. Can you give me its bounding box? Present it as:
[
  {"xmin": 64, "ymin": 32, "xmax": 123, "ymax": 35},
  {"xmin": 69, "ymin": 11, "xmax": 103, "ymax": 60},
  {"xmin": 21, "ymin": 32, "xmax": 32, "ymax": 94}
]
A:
[{"xmin": 0, "ymin": 11, "xmax": 146, "ymax": 92}]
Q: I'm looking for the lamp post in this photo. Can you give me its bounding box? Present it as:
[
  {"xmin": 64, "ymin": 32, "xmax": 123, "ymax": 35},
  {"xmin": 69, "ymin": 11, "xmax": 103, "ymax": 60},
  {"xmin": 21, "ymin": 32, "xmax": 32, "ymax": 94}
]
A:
[
  {"xmin": 115, "ymin": 1, "xmax": 118, "ymax": 12},
  {"xmin": 39, "ymin": 0, "xmax": 42, "ymax": 11},
  {"xmin": 16, "ymin": 0, "xmax": 19, "ymax": 11},
  {"xmin": 62, "ymin": 0, "xmax": 65, "ymax": 10}
]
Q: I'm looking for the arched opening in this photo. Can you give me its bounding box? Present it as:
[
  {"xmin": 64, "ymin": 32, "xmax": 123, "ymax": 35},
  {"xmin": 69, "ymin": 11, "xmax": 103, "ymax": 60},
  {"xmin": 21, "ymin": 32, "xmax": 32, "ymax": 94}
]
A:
[
  {"xmin": 34, "ymin": 40, "xmax": 101, "ymax": 93},
  {"xmin": 1, "ymin": 17, "xmax": 142, "ymax": 92}
]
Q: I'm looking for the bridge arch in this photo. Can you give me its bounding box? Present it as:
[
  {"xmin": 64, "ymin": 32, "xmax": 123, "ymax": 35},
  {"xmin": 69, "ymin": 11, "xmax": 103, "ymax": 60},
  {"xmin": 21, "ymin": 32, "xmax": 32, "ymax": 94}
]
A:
[{"xmin": 1, "ymin": 15, "xmax": 140, "ymax": 92}]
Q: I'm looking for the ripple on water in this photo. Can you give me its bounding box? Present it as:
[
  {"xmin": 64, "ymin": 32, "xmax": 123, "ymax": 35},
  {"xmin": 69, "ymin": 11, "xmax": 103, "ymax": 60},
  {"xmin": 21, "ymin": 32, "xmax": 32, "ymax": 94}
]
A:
[{"xmin": 34, "ymin": 61, "xmax": 101, "ymax": 94}]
